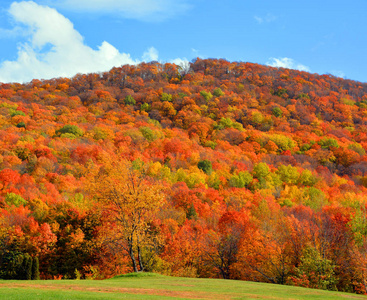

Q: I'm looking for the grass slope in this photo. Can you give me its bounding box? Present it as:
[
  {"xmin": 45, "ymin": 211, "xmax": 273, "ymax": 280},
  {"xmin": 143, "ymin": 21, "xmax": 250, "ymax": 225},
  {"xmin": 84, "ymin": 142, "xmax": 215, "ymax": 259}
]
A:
[{"xmin": 0, "ymin": 273, "xmax": 366, "ymax": 300}]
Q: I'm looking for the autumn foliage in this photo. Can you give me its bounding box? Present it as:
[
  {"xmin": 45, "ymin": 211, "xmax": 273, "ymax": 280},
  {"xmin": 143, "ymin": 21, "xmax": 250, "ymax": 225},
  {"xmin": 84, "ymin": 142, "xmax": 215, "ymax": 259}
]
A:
[{"xmin": 0, "ymin": 59, "xmax": 367, "ymax": 293}]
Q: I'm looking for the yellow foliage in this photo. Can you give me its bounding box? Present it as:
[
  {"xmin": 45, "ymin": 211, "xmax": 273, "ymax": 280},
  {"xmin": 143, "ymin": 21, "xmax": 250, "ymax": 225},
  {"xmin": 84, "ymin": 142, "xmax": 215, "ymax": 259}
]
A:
[{"xmin": 88, "ymin": 157, "xmax": 168, "ymax": 271}]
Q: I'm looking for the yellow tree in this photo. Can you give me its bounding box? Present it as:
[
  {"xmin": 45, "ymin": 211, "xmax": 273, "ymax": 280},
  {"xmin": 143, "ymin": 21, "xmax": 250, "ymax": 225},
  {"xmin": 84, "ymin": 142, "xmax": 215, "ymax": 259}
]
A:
[{"xmin": 89, "ymin": 158, "xmax": 165, "ymax": 272}]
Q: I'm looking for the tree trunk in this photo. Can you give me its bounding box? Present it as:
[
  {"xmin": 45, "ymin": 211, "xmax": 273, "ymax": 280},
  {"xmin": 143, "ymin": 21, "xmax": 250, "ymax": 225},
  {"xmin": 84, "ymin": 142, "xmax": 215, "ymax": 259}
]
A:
[
  {"xmin": 137, "ymin": 245, "xmax": 144, "ymax": 272},
  {"xmin": 129, "ymin": 246, "xmax": 139, "ymax": 272}
]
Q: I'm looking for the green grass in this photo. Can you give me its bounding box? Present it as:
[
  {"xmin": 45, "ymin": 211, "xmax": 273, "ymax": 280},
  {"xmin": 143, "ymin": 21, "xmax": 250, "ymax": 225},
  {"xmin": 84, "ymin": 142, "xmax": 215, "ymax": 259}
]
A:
[{"xmin": 0, "ymin": 273, "xmax": 366, "ymax": 299}]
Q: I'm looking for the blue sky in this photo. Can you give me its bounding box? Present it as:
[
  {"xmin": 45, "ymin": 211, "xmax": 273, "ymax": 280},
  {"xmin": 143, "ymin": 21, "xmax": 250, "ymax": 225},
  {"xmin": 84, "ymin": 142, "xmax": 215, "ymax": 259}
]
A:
[{"xmin": 0, "ymin": 0, "xmax": 366, "ymax": 83}]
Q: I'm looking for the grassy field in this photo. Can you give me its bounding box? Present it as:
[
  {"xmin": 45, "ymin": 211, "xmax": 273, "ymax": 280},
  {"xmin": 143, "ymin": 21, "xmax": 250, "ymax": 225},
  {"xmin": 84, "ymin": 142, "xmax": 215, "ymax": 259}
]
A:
[{"xmin": 0, "ymin": 273, "xmax": 366, "ymax": 300}]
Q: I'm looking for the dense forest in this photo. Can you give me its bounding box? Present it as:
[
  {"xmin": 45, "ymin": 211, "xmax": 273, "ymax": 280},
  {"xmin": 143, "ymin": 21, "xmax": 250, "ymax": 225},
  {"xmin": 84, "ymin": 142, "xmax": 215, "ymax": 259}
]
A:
[{"xmin": 0, "ymin": 58, "xmax": 367, "ymax": 294}]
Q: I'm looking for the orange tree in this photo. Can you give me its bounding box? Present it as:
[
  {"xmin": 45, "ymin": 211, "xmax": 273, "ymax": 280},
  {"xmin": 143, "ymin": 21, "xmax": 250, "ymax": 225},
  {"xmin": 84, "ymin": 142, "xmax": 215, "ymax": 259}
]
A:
[{"xmin": 88, "ymin": 158, "xmax": 165, "ymax": 273}]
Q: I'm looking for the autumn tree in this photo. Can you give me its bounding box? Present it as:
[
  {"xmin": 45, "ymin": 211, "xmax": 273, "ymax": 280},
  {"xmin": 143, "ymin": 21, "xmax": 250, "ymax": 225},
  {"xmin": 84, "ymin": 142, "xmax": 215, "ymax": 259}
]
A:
[
  {"xmin": 89, "ymin": 159, "xmax": 165, "ymax": 272},
  {"xmin": 201, "ymin": 211, "xmax": 250, "ymax": 279}
]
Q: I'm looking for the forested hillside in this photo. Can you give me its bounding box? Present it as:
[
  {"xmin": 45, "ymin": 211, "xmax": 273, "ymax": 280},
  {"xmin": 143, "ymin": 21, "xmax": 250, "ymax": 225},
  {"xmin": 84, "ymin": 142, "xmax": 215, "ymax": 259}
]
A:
[{"xmin": 0, "ymin": 58, "xmax": 367, "ymax": 294}]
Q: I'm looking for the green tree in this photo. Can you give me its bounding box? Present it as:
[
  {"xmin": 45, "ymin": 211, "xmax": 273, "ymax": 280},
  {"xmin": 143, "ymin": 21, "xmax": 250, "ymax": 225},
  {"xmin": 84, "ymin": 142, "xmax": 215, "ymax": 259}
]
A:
[
  {"xmin": 56, "ymin": 124, "xmax": 84, "ymax": 137},
  {"xmin": 276, "ymin": 165, "xmax": 299, "ymax": 185},
  {"xmin": 0, "ymin": 251, "xmax": 24, "ymax": 279},
  {"xmin": 139, "ymin": 127, "xmax": 157, "ymax": 142},
  {"xmin": 253, "ymin": 162, "xmax": 270, "ymax": 179},
  {"xmin": 229, "ymin": 171, "xmax": 253, "ymax": 188},
  {"xmin": 272, "ymin": 107, "xmax": 283, "ymax": 117},
  {"xmin": 161, "ymin": 92, "xmax": 172, "ymax": 102},
  {"xmin": 298, "ymin": 169, "xmax": 318, "ymax": 186},
  {"xmin": 24, "ymin": 254, "xmax": 32, "ymax": 280},
  {"xmin": 268, "ymin": 134, "xmax": 296, "ymax": 152},
  {"xmin": 251, "ymin": 112, "xmax": 264, "ymax": 126},
  {"xmin": 5, "ymin": 193, "xmax": 27, "ymax": 207},
  {"xmin": 141, "ymin": 103, "xmax": 151, "ymax": 112},
  {"xmin": 302, "ymin": 187, "xmax": 326, "ymax": 210},
  {"xmin": 293, "ymin": 246, "xmax": 337, "ymax": 291},
  {"xmin": 198, "ymin": 160, "xmax": 212, "ymax": 174},
  {"xmin": 200, "ymin": 90, "xmax": 213, "ymax": 101},
  {"xmin": 253, "ymin": 163, "xmax": 271, "ymax": 189},
  {"xmin": 10, "ymin": 110, "xmax": 26, "ymax": 117},
  {"xmin": 16, "ymin": 122, "xmax": 26, "ymax": 128},
  {"xmin": 318, "ymin": 138, "xmax": 339, "ymax": 149},
  {"xmin": 32, "ymin": 257, "xmax": 40, "ymax": 280},
  {"xmin": 348, "ymin": 143, "xmax": 365, "ymax": 156},
  {"xmin": 186, "ymin": 203, "xmax": 198, "ymax": 220},
  {"xmin": 124, "ymin": 95, "xmax": 136, "ymax": 105},
  {"xmin": 213, "ymin": 88, "xmax": 224, "ymax": 97}
]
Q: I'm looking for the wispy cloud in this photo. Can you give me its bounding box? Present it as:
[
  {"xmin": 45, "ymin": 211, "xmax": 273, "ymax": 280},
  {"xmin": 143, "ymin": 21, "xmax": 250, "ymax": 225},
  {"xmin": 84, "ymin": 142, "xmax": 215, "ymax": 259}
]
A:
[
  {"xmin": 45, "ymin": 0, "xmax": 191, "ymax": 21},
  {"xmin": 267, "ymin": 57, "xmax": 310, "ymax": 72},
  {"xmin": 254, "ymin": 13, "xmax": 277, "ymax": 24},
  {"xmin": 329, "ymin": 70, "xmax": 345, "ymax": 78},
  {"xmin": 0, "ymin": 26, "xmax": 25, "ymax": 38},
  {"xmin": 0, "ymin": 1, "xmax": 141, "ymax": 83}
]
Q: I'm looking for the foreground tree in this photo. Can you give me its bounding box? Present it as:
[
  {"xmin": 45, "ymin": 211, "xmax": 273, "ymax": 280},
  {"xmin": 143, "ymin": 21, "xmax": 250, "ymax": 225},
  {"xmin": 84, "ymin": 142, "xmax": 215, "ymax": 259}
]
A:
[{"xmin": 89, "ymin": 159, "xmax": 165, "ymax": 272}]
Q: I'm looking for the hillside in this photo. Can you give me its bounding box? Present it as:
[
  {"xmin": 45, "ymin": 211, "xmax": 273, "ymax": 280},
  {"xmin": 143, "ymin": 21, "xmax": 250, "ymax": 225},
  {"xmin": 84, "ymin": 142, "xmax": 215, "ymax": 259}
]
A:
[
  {"xmin": 0, "ymin": 59, "xmax": 367, "ymax": 294},
  {"xmin": 1, "ymin": 273, "xmax": 366, "ymax": 299}
]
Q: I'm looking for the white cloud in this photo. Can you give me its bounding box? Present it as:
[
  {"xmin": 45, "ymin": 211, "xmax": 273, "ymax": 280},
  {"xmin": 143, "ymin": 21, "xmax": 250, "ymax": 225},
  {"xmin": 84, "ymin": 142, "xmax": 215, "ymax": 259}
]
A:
[
  {"xmin": 0, "ymin": 1, "xmax": 142, "ymax": 83},
  {"xmin": 46, "ymin": 0, "xmax": 190, "ymax": 21},
  {"xmin": 267, "ymin": 57, "xmax": 310, "ymax": 72},
  {"xmin": 142, "ymin": 47, "xmax": 159, "ymax": 62}
]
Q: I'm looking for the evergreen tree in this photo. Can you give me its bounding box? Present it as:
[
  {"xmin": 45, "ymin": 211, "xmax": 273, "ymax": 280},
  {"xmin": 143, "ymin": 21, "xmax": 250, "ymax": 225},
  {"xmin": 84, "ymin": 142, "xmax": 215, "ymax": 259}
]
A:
[
  {"xmin": 32, "ymin": 257, "xmax": 40, "ymax": 280},
  {"xmin": 24, "ymin": 254, "xmax": 32, "ymax": 280}
]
